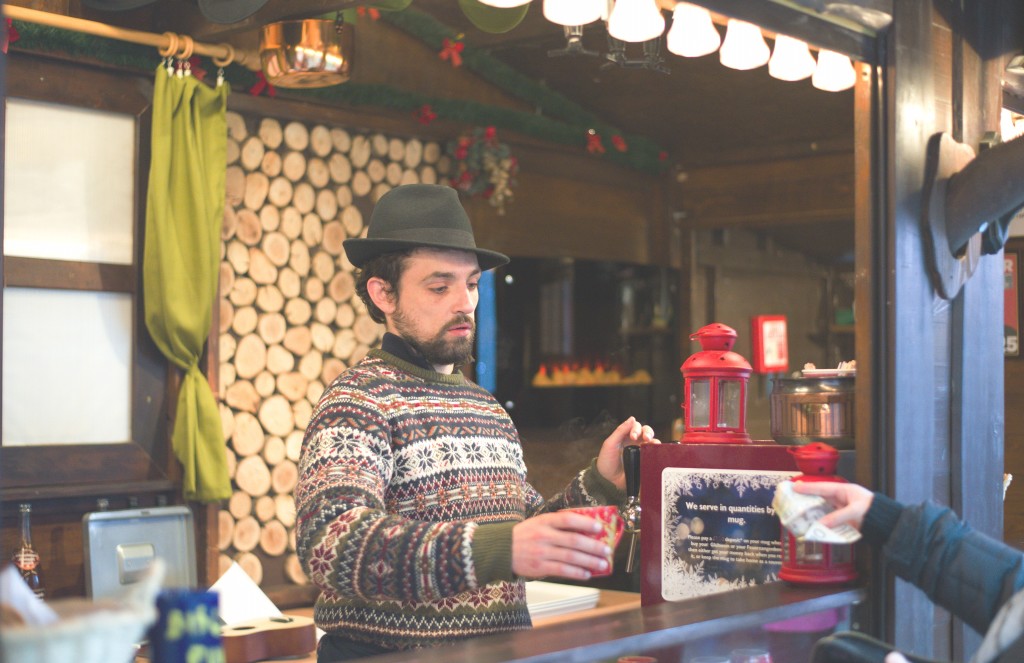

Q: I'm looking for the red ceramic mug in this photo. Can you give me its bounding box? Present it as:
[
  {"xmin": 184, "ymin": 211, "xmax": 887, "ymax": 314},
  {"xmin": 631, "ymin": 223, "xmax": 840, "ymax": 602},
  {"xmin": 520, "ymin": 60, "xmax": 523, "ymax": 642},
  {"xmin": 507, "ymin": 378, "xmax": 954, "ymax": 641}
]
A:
[{"xmin": 563, "ymin": 505, "xmax": 625, "ymax": 577}]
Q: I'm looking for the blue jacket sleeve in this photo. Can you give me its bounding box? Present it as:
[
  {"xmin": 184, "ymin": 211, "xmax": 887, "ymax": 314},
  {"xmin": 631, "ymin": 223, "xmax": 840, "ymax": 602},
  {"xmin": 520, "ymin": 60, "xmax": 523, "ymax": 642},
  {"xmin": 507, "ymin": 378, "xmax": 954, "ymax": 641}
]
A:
[{"xmin": 876, "ymin": 496, "xmax": 1024, "ymax": 634}]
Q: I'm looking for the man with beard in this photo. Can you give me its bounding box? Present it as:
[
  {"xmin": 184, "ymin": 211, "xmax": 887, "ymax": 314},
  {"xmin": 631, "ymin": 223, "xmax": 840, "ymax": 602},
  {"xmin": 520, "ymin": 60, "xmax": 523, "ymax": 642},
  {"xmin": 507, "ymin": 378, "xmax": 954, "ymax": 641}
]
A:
[{"xmin": 296, "ymin": 184, "xmax": 658, "ymax": 661}]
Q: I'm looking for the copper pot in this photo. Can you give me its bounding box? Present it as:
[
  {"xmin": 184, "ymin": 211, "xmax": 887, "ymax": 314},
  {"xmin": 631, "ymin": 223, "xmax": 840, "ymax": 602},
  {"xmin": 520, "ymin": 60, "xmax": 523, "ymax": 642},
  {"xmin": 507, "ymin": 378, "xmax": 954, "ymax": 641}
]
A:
[
  {"xmin": 260, "ymin": 19, "xmax": 353, "ymax": 89},
  {"xmin": 769, "ymin": 376, "xmax": 854, "ymax": 449}
]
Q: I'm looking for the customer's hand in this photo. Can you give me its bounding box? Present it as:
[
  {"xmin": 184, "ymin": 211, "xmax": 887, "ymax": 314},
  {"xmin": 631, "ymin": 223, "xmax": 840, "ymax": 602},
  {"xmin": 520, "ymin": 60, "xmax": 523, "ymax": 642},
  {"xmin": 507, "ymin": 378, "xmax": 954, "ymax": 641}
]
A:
[
  {"xmin": 512, "ymin": 512, "xmax": 611, "ymax": 580},
  {"xmin": 596, "ymin": 416, "xmax": 659, "ymax": 490},
  {"xmin": 791, "ymin": 481, "xmax": 875, "ymax": 531}
]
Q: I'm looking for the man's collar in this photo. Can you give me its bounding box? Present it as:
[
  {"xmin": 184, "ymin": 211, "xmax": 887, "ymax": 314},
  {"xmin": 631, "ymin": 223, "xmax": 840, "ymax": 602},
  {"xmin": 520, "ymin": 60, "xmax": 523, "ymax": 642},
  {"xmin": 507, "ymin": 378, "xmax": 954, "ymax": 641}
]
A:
[{"xmin": 380, "ymin": 332, "xmax": 435, "ymax": 372}]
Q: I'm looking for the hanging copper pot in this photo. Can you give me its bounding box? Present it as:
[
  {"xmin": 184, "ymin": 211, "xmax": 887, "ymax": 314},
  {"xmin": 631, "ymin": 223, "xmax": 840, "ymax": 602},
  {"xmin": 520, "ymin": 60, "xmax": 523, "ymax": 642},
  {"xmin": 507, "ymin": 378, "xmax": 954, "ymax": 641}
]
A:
[{"xmin": 260, "ymin": 19, "xmax": 353, "ymax": 89}]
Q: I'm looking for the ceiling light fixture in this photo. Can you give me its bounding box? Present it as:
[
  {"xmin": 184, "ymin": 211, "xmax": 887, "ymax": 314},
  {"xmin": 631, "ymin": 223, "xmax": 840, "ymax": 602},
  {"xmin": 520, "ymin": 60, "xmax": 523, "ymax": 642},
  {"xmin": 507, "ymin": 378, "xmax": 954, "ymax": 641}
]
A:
[
  {"xmin": 812, "ymin": 49, "xmax": 857, "ymax": 91},
  {"xmin": 476, "ymin": 0, "xmax": 532, "ymax": 7},
  {"xmin": 533, "ymin": 0, "xmax": 854, "ymax": 93},
  {"xmin": 543, "ymin": 0, "xmax": 605, "ymax": 26},
  {"xmin": 607, "ymin": 0, "xmax": 665, "ymax": 44},
  {"xmin": 666, "ymin": 2, "xmax": 721, "ymax": 58},
  {"xmin": 548, "ymin": 25, "xmax": 600, "ymax": 57},
  {"xmin": 768, "ymin": 34, "xmax": 816, "ymax": 81},
  {"xmin": 719, "ymin": 19, "xmax": 770, "ymax": 70}
]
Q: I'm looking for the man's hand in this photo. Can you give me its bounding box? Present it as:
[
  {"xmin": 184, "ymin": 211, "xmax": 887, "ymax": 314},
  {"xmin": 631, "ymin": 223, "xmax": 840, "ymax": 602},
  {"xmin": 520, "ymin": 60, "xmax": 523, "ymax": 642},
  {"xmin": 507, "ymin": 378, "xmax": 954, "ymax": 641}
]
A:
[
  {"xmin": 596, "ymin": 417, "xmax": 659, "ymax": 490},
  {"xmin": 512, "ymin": 512, "xmax": 611, "ymax": 580},
  {"xmin": 791, "ymin": 481, "xmax": 875, "ymax": 531}
]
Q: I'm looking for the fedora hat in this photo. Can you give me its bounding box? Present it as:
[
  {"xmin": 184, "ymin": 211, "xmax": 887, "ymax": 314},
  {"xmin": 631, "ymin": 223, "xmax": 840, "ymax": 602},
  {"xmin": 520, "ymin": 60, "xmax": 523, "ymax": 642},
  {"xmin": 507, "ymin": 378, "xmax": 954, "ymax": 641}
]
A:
[{"xmin": 344, "ymin": 184, "xmax": 510, "ymax": 270}]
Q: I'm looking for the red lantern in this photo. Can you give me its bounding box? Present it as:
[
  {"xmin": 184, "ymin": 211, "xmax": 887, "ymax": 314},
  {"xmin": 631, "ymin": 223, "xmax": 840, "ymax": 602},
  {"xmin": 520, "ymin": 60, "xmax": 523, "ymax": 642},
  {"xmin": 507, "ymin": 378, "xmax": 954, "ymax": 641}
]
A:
[
  {"xmin": 779, "ymin": 442, "xmax": 858, "ymax": 585},
  {"xmin": 679, "ymin": 323, "xmax": 751, "ymax": 444}
]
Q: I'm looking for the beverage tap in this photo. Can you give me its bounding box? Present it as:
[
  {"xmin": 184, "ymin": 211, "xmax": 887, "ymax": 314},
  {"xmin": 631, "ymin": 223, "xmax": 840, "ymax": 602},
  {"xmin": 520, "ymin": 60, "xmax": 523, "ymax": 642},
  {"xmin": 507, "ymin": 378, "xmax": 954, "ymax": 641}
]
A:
[{"xmin": 622, "ymin": 444, "xmax": 642, "ymax": 573}]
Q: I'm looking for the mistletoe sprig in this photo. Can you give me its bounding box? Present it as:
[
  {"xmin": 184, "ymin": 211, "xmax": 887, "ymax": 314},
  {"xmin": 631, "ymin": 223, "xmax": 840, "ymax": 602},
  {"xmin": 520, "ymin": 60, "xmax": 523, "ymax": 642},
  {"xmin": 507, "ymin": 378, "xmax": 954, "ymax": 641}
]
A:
[{"xmin": 447, "ymin": 126, "xmax": 518, "ymax": 215}]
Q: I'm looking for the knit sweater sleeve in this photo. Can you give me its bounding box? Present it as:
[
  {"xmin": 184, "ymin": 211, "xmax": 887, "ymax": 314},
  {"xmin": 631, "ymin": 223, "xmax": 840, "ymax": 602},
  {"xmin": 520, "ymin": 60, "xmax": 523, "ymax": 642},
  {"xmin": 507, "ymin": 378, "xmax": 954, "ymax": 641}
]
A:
[
  {"xmin": 295, "ymin": 389, "xmax": 477, "ymax": 604},
  {"xmin": 467, "ymin": 459, "xmax": 626, "ymax": 587},
  {"xmin": 525, "ymin": 458, "xmax": 626, "ymax": 516}
]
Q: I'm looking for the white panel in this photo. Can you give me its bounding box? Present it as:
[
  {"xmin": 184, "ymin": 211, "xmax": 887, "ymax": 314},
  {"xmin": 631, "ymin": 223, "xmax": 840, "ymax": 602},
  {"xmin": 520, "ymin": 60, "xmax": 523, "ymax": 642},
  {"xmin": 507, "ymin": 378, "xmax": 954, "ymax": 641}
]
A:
[
  {"xmin": 4, "ymin": 98, "xmax": 136, "ymax": 264},
  {"xmin": 2, "ymin": 288, "xmax": 132, "ymax": 445}
]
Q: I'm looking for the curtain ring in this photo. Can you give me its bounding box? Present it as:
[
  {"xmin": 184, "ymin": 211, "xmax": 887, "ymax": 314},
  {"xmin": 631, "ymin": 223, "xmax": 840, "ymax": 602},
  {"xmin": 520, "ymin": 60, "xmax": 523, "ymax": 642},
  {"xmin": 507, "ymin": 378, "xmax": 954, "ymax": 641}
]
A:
[
  {"xmin": 212, "ymin": 43, "xmax": 235, "ymax": 68},
  {"xmin": 158, "ymin": 32, "xmax": 179, "ymax": 59},
  {"xmin": 178, "ymin": 34, "xmax": 195, "ymax": 61}
]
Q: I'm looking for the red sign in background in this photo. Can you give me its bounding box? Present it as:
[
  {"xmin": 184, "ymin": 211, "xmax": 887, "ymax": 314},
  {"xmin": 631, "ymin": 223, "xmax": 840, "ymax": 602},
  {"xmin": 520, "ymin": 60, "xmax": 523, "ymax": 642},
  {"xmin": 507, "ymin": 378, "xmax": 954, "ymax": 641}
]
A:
[{"xmin": 1007, "ymin": 252, "xmax": 1019, "ymax": 357}]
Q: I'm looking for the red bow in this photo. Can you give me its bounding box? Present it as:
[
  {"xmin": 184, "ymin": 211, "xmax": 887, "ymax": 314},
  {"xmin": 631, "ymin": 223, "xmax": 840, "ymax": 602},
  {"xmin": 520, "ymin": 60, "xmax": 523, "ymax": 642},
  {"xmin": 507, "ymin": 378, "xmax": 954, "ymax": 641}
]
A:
[
  {"xmin": 3, "ymin": 19, "xmax": 20, "ymax": 55},
  {"xmin": 357, "ymin": 6, "xmax": 381, "ymax": 19},
  {"xmin": 586, "ymin": 130, "xmax": 605, "ymax": 155},
  {"xmin": 187, "ymin": 56, "xmax": 208, "ymax": 81},
  {"xmin": 414, "ymin": 104, "xmax": 437, "ymax": 125},
  {"xmin": 439, "ymin": 38, "xmax": 464, "ymax": 68},
  {"xmin": 611, "ymin": 135, "xmax": 627, "ymax": 152},
  {"xmin": 248, "ymin": 71, "xmax": 277, "ymax": 97}
]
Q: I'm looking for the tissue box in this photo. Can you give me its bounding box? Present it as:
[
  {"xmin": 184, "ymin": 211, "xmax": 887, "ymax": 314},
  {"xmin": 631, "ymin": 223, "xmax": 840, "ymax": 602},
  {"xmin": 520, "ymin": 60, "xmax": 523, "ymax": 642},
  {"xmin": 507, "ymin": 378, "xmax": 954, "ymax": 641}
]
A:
[
  {"xmin": 1, "ymin": 559, "xmax": 164, "ymax": 663},
  {"xmin": 1, "ymin": 599, "xmax": 156, "ymax": 663}
]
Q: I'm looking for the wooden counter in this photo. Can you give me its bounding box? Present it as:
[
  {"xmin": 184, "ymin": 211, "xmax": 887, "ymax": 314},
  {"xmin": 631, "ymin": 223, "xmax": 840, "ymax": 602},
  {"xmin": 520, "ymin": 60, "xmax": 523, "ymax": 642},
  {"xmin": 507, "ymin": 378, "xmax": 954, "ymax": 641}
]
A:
[
  {"xmin": 220, "ymin": 588, "xmax": 641, "ymax": 663},
  {"xmin": 368, "ymin": 583, "xmax": 864, "ymax": 663},
  {"xmin": 138, "ymin": 584, "xmax": 860, "ymax": 662}
]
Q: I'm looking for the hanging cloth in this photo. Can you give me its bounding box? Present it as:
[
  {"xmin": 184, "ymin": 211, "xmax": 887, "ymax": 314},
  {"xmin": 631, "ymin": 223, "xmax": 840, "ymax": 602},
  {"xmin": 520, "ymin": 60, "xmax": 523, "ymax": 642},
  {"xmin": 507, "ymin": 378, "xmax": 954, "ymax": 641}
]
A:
[{"xmin": 144, "ymin": 64, "xmax": 231, "ymax": 502}]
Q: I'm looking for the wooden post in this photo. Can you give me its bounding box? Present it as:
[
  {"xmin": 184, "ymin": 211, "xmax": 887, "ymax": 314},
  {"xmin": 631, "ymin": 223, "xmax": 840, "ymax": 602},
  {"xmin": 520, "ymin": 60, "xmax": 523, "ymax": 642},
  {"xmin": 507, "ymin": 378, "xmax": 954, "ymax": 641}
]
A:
[{"xmin": 877, "ymin": 1, "xmax": 1010, "ymax": 657}]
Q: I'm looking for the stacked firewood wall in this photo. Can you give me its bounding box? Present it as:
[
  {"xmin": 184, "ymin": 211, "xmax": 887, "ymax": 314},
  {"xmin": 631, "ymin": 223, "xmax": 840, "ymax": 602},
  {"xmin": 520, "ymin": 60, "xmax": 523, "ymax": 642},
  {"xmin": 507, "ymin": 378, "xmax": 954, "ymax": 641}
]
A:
[{"xmin": 216, "ymin": 110, "xmax": 449, "ymax": 587}]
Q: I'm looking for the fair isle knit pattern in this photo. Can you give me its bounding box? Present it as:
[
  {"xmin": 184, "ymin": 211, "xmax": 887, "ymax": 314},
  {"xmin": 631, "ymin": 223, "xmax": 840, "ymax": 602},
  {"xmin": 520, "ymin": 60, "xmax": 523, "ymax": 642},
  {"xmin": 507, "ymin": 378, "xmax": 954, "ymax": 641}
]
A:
[{"xmin": 296, "ymin": 348, "xmax": 615, "ymax": 651}]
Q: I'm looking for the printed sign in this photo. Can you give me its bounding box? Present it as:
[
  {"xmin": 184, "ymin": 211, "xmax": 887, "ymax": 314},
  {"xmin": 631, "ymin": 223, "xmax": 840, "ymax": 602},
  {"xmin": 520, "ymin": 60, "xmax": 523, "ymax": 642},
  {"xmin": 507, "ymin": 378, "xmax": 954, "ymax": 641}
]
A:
[
  {"xmin": 751, "ymin": 315, "xmax": 789, "ymax": 373},
  {"xmin": 661, "ymin": 467, "xmax": 798, "ymax": 601}
]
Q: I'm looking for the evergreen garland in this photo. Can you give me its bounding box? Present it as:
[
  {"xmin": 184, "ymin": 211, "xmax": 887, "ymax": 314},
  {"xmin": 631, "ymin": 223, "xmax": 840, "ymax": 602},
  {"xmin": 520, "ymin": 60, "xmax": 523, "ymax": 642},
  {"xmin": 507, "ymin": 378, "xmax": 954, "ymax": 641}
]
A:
[{"xmin": 8, "ymin": 16, "xmax": 667, "ymax": 173}]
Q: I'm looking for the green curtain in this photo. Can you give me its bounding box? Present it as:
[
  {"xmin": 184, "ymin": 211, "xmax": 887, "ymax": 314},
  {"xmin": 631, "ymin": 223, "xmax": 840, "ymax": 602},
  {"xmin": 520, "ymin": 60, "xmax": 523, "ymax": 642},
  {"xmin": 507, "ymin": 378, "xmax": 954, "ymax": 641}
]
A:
[{"xmin": 144, "ymin": 66, "xmax": 231, "ymax": 502}]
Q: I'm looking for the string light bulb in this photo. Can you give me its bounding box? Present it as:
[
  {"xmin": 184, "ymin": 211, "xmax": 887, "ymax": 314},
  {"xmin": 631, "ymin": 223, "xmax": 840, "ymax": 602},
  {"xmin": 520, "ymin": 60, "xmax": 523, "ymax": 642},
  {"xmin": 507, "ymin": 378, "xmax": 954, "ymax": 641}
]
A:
[
  {"xmin": 812, "ymin": 49, "xmax": 857, "ymax": 91},
  {"xmin": 666, "ymin": 3, "xmax": 721, "ymax": 58},
  {"xmin": 543, "ymin": 0, "xmax": 605, "ymax": 26},
  {"xmin": 719, "ymin": 19, "xmax": 770, "ymax": 70},
  {"xmin": 607, "ymin": 0, "xmax": 666, "ymax": 44},
  {"xmin": 768, "ymin": 34, "xmax": 816, "ymax": 81}
]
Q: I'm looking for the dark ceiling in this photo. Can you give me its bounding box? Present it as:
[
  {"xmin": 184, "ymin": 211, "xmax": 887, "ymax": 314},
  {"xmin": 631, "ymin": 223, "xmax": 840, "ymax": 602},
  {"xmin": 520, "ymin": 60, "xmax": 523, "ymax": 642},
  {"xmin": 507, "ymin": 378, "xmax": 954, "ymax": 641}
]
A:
[
  {"xmin": 406, "ymin": 1, "xmax": 859, "ymax": 264},
  {"xmin": 410, "ymin": 0, "xmax": 856, "ymax": 167},
  {"xmin": 77, "ymin": 0, "xmax": 861, "ymax": 262}
]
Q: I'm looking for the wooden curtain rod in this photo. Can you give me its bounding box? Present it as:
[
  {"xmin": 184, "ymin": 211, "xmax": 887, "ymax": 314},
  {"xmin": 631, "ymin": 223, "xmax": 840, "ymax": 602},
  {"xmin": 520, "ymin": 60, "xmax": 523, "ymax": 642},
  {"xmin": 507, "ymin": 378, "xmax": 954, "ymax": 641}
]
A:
[{"xmin": 2, "ymin": 5, "xmax": 259, "ymax": 69}]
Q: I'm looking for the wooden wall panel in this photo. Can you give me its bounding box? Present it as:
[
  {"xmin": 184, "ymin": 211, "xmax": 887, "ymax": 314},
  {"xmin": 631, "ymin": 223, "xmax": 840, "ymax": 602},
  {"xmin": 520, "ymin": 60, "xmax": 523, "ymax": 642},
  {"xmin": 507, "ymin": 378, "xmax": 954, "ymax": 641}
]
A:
[
  {"xmin": 885, "ymin": 0, "xmax": 949, "ymax": 656},
  {"xmin": 468, "ymin": 164, "xmax": 658, "ymax": 265},
  {"xmin": 349, "ymin": 20, "xmax": 533, "ymax": 114},
  {"xmin": 678, "ymin": 151, "xmax": 854, "ymax": 228}
]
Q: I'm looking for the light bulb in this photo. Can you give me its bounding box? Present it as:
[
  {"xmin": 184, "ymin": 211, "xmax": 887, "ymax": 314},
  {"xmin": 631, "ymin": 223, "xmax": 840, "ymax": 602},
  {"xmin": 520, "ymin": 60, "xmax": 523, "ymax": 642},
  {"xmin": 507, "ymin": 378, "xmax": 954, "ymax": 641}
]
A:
[
  {"xmin": 607, "ymin": 0, "xmax": 666, "ymax": 43},
  {"xmin": 477, "ymin": 0, "xmax": 531, "ymax": 7},
  {"xmin": 812, "ymin": 49, "xmax": 857, "ymax": 91},
  {"xmin": 543, "ymin": 0, "xmax": 604, "ymax": 26},
  {"xmin": 666, "ymin": 2, "xmax": 721, "ymax": 58},
  {"xmin": 768, "ymin": 34, "xmax": 816, "ymax": 81},
  {"xmin": 718, "ymin": 19, "xmax": 769, "ymax": 70}
]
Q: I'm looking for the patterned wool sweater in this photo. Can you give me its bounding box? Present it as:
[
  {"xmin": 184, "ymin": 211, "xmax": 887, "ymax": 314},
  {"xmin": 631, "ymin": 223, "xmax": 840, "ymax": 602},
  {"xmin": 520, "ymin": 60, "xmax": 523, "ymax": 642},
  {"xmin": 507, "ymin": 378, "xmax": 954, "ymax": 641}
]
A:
[{"xmin": 295, "ymin": 342, "xmax": 624, "ymax": 652}]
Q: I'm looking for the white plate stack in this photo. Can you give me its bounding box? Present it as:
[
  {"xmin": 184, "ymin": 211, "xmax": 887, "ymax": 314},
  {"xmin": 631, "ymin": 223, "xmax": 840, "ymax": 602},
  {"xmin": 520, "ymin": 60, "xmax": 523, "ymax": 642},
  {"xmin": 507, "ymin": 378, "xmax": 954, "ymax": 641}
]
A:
[{"xmin": 525, "ymin": 581, "xmax": 600, "ymax": 620}]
